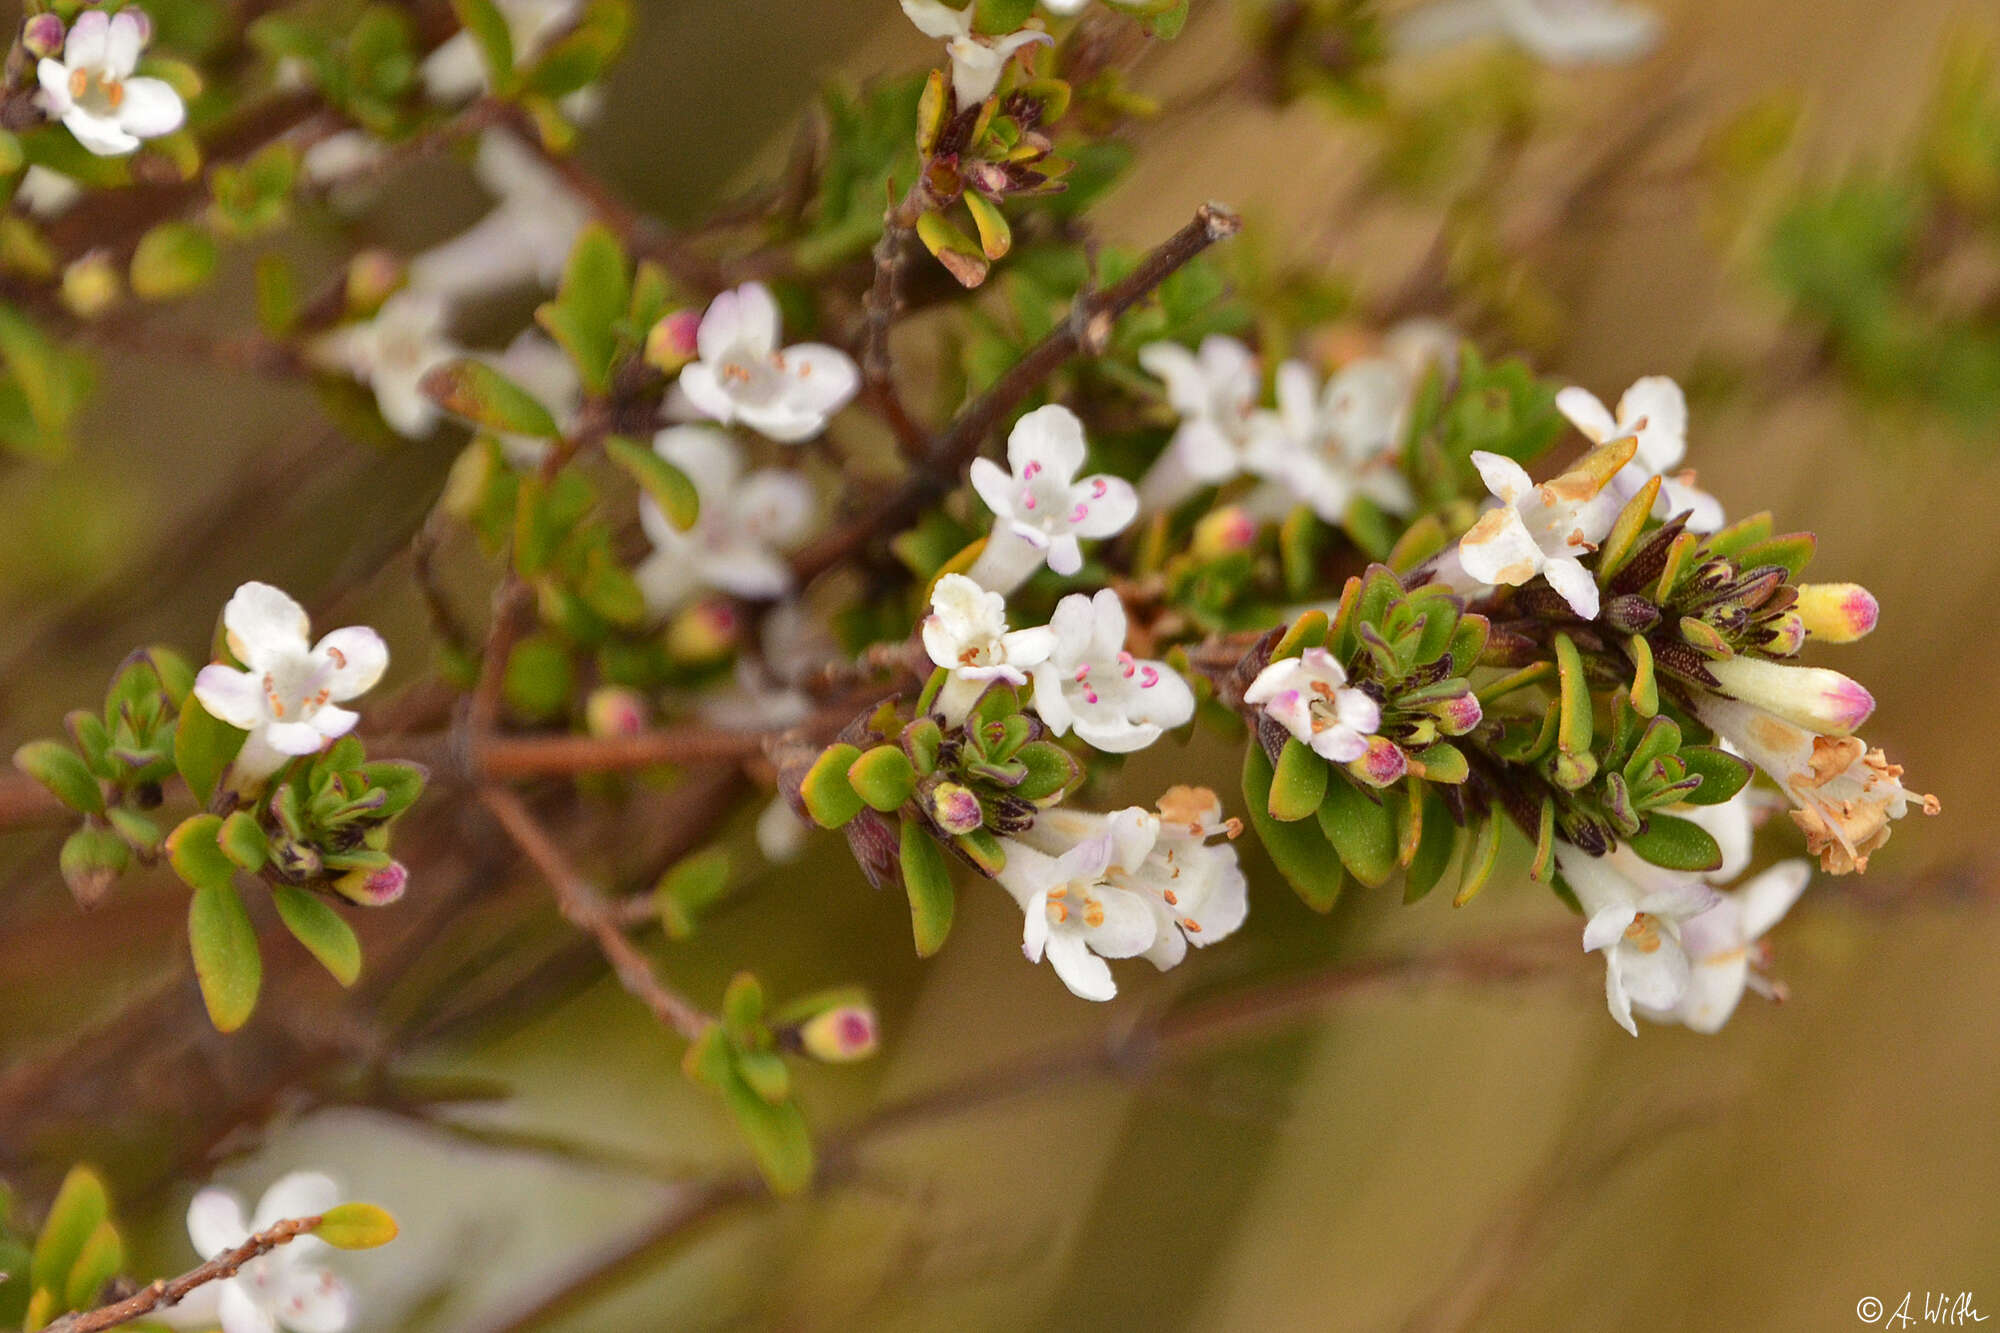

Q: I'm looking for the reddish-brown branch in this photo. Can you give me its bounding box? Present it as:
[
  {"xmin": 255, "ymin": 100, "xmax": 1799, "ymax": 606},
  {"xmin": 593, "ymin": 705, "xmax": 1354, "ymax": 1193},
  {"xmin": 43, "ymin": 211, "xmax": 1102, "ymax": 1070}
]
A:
[
  {"xmin": 41, "ymin": 1214, "xmax": 323, "ymax": 1333},
  {"xmin": 478, "ymin": 785, "xmax": 712, "ymax": 1042},
  {"xmin": 790, "ymin": 201, "xmax": 1242, "ymax": 585}
]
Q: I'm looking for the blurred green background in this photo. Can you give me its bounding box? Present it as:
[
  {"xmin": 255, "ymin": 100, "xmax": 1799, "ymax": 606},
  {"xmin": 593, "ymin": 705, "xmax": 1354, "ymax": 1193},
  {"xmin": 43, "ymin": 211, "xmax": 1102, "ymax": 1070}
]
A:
[{"xmin": 2, "ymin": 1, "xmax": 1997, "ymax": 1329}]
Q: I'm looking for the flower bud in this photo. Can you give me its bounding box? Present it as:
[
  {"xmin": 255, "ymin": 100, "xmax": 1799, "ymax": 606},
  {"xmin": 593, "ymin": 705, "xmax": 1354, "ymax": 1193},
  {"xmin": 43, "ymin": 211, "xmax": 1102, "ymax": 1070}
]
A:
[
  {"xmin": 1602, "ymin": 593, "xmax": 1661, "ymax": 635},
  {"xmin": 644, "ymin": 309, "xmax": 701, "ymax": 374},
  {"xmin": 1428, "ymin": 690, "xmax": 1483, "ymax": 736},
  {"xmin": 334, "ymin": 860, "xmax": 408, "ymax": 906},
  {"xmin": 928, "ymin": 780, "xmax": 984, "ymax": 836},
  {"xmin": 1795, "ymin": 582, "xmax": 1878, "ymax": 644},
  {"xmin": 1706, "ymin": 654, "xmax": 1874, "ymax": 736},
  {"xmin": 60, "ymin": 252, "xmax": 120, "ymax": 318},
  {"xmin": 22, "ymin": 13, "xmax": 66, "ymax": 60},
  {"xmin": 345, "ymin": 248, "xmax": 403, "ymax": 316},
  {"xmin": 797, "ymin": 1004, "xmax": 879, "ymax": 1062},
  {"xmin": 586, "ymin": 685, "xmax": 649, "ymax": 739},
  {"xmin": 1348, "ymin": 735, "xmax": 1408, "ymax": 788},
  {"xmin": 1761, "ymin": 611, "xmax": 1806, "ymax": 658},
  {"xmin": 60, "ymin": 823, "xmax": 129, "ymax": 909},
  {"xmin": 1192, "ymin": 505, "xmax": 1258, "ymax": 558},
  {"xmin": 665, "ymin": 598, "xmax": 740, "ymax": 665}
]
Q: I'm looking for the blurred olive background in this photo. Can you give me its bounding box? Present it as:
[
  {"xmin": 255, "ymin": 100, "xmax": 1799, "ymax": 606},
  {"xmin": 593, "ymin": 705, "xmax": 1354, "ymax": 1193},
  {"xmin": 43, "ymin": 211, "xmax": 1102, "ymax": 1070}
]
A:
[{"xmin": 3, "ymin": 2, "xmax": 1998, "ymax": 1330}]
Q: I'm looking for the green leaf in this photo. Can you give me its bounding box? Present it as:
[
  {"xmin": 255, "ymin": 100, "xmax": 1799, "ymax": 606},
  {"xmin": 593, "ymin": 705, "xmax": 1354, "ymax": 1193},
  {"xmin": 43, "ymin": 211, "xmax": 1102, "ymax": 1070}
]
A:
[
  {"xmin": 1012, "ymin": 739, "xmax": 1079, "ymax": 802},
  {"xmin": 188, "ymin": 880, "xmax": 262, "ymax": 1032},
  {"xmin": 1267, "ymin": 738, "xmax": 1328, "ymax": 822},
  {"xmin": 718, "ymin": 1068, "xmax": 814, "ymax": 1195},
  {"xmin": 129, "ymin": 222, "xmax": 218, "ymax": 300},
  {"xmin": 1243, "ymin": 747, "xmax": 1345, "ymax": 911},
  {"xmin": 174, "ymin": 694, "xmax": 245, "ymax": 806},
  {"xmin": 1676, "ymin": 746, "xmax": 1752, "ymax": 806},
  {"xmin": 973, "ymin": 0, "xmax": 1037, "ymax": 35},
  {"xmin": 723, "ymin": 971, "xmax": 766, "ymax": 1046},
  {"xmin": 655, "ymin": 846, "xmax": 732, "ymax": 940},
  {"xmin": 735, "ymin": 1048, "xmax": 791, "ymax": 1104},
  {"xmin": 1316, "ymin": 777, "xmax": 1398, "ymax": 889},
  {"xmin": 535, "ymin": 224, "xmax": 630, "ymax": 393},
  {"xmin": 62, "ymin": 1218, "xmax": 122, "ymax": 1312},
  {"xmin": 900, "ymin": 816, "xmax": 956, "ymax": 957},
  {"xmin": 605, "ymin": 435, "xmax": 699, "ymax": 530},
  {"xmin": 313, "ymin": 1203, "xmax": 399, "ymax": 1250},
  {"xmin": 1626, "ymin": 813, "xmax": 1724, "ymax": 873},
  {"xmin": 1403, "ymin": 791, "xmax": 1459, "ymax": 904},
  {"xmin": 166, "ymin": 814, "xmax": 235, "ymax": 890},
  {"xmin": 27, "ymin": 1166, "xmax": 107, "ymax": 1299},
  {"xmin": 273, "ymin": 885, "xmax": 363, "ymax": 986},
  {"xmin": 916, "ymin": 209, "xmax": 988, "ymax": 288},
  {"xmin": 848, "ymin": 745, "xmax": 916, "ymax": 812},
  {"xmin": 13, "ymin": 740, "xmax": 102, "ymax": 814},
  {"xmin": 1453, "ymin": 814, "xmax": 1503, "ymax": 907},
  {"xmin": 962, "ymin": 191, "xmax": 1013, "ymax": 261},
  {"xmin": 418, "ymin": 358, "xmax": 559, "ymax": 438},
  {"xmin": 800, "ymin": 743, "xmax": 865, "ymax": 828},
  {"xmin": 218, "ymin": 810, "xmax": 268, "ymax": 872},
  {"xmin": 451, "ymin": 0, "xmax": 515, "ymax": 84}
]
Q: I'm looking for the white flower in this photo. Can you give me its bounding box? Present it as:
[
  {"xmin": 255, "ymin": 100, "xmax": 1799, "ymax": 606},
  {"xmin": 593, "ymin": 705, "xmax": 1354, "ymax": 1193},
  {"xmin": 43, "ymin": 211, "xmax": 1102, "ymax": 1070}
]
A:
[
  {"xmin": 16, "ymin": 166, "xmax": 83, "ymax": 218},
  {"xmin": 1557, "ymin": 843, "xmax": 1720, "ymax": 1037},
  {"xmin": 1135, "ymin": 336, "xmax": 1265, "ymax": 509},
  {"xmin": 900, "ymin": 0, "xmax": 1054, "ymax": 105},
  {"xmin": 1694, "ymin": 694, "xmax": 1937, "ymax": 875},
  {"xmin": 677, "ymin": 283, "xmax": 859, "ymax": 443},
  {"xmin": 36, "ymin": 9, "xmax": 185, "ymax": 157},
  {"xmin": 1557, "ymin": 375, "xmax": 1725, "ymax": 533},
  {"xmin": 757, "ymin": 795, "xmax": 810, "ymax": 863},
  {"xmin": 997, "ymin": 813, "xmax": 1158, "ymax": 1001},
  {"xmin": 1393, "ymin": 0, "xmax": 1660, "ymax": 68},
  {"xmin": 483, "ymin": 329, "xmax": 581, "ymax": 468},
  {"xmin": 422, "ymin": 0, "xmax": 582, "ymax": 102},
  {"xmin": 1249, "ymin": 357, "xmax": 1416, "ymax": 523},
  {"xmin": 634, "ymin": 427, "xmax": 814, "ymax": 614},
  {"xmin": 921, "ymin": 574, "xmax": 1057, "ymax": 723},
  {"xmin": 1455, "ymin": 449, "xmax": 1614, "ymax": 620},
  {"xmin": 1027, "ymin": 589, "xmax": 1193, "ymax": 753},
  {"xmin": 165, "ymin": 1172, "xmax": 352, "ymax": 1333},
  {"xmin": 1667, "ymin": 858, "xmax": 1811, "ymax": 1033},
  {"xmin": 194, "ymin": 584, "xmax": 388, "ymax": 784},
  {"xmin": 1023, "ymin": 786, "xmax": 1249, "ymax": 973},
  {"xmin": 407, "ymin": 131, "xmax": 590, "ymax": 303},
  {"xmin": 966, "ymin": 405, "xmax": 1138, "ymax": 592},
  {"xmin": 1241, "ymin": 647, "xmax": 1382, "ymax": 763},
  {"xmin": 307, "ymin": 292, "xmax": 461, "ymax": 438},
  {"xmin": 1043, "ymin": 0, "xmax": 1090, "ymax": 10}
]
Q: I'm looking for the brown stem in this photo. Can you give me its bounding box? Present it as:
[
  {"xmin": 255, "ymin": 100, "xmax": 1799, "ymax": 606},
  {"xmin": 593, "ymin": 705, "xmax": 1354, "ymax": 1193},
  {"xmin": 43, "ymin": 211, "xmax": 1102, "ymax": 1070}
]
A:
[
  {"xmin": 478, "ymin": 785, "xmax": 712, "ymax": 1042},
  {"xmin": 790, "ymin": 201, "xmax": 1243, "ymax": 585},
  {"xmin": 41, "ymin": 1214, "xmax": 323, "ymax": 1333}
]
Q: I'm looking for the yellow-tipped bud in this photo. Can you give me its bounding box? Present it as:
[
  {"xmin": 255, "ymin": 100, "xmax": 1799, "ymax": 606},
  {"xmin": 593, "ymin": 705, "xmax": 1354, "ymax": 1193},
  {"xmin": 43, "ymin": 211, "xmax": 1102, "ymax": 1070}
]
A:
[{"xmin": 1795, "ymin": 582, "xmax": 1878, "ymax": 644}]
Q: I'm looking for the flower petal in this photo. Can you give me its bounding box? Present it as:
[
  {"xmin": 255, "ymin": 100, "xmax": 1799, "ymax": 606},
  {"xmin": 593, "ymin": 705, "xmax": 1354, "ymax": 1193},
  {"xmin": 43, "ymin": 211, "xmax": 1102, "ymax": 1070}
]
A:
[
  {"xmin": 252, "ymin": 1171, "xmax": 341, "ymax": 1233},
  {"xmin": 66, "ymin": 10, "xmax": 110, "ymax": 68},
  {"xmin": 1007, "ymin": 404, "xmax": 1087, "ymax": 483},
  {"xmin": 900, "ymin": 0, "xmax": 971, "ymax": 40},
  {"xmin": 1581, "ymin": 904, "xmax": 1638, "ymax": 953},
  {"xmin": 778, "ymin": 342, "xmax": 859, "ymax": 414},
  {"xmin": 968, "ymin": 456, "xmax": 1016, "ymax": 520},
  {"xmin": 265, "ymin": 721, "xmax": 329, "ymax": 757},
  {"xmin": 223, "ymin": 582, "xmax": 311, "ymax": 670},
  {"xmin": 1457, "ymin": 508, "xmax": 1540, "ymax": 586},
  {"xmin": 314, "ymin": 627, "xmax": 388, "ymax": 702},
  {"xmin": 310, "ymin": 705, "xmax": 360, "ymax": 740},
  {"xmin": 1555, "ymin": 386, "xmax": 1617, "ymax": 443},
  {"xmin": 1468, "ymin": 450, "xmax": 1534, "ymax": 504},
  {"xmin": 194, "ymin": 666, "xmax": 268, "ymax": 731},
  {"xmin": 218, "ymin": 1279, "xmax": 277, "ymax": 1333},
  {"xmin": 1044, "ymin": 932, "xmax": 1117, "ymax": 1001},
  {"xmin": 37, "ymin": 58, "xmax": 73, "ymax": 113},
  {"xmin": 1070, "ymin": 475, "xmax": 1137, "ymax": 538},
  {"xmin": 187, "ymin": 1188, "xmax": 250, "ymax": 1260},
  {"xmin": 116, "ymin": 77, "xmax": 185, "ymax": 137},
  {"xmin": 1088, "ymin": 885, "xmax": 1158, "ymax": 958},
  {"xmin": 1737, "ymin": 859, "xmax": 1811, "ymax": 942},
  {"xmin": 1542, "ymin": 556, "xmax": 1601, "ymax": 620},
  {"xmin": 1617, "ymin": 375, "xmax": 1688, "ymax": 470},
  {"xmin": 274, "ymin": 1266, "xmax": 353, "ymax": 1333},
  {"xmin": 674, "ymin": 362, "xmax": 736, "ymax": 424}
]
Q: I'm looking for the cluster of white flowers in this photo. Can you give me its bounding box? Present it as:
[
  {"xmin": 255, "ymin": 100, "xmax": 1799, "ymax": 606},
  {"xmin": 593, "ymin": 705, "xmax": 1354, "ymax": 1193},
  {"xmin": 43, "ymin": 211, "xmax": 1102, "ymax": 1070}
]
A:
[{"xmin": 1558, "ymin": 790, "xmax": 1810, "ymax": 1036}]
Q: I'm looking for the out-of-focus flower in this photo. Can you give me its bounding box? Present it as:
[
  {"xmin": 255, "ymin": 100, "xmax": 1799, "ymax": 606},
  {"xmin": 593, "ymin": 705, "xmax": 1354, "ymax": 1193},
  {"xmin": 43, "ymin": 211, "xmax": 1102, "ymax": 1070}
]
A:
[
  {"xmin": 16, "ymin": 166, "xmax": 83, "ymax": 218},
  {"xmin": 308, "ymin": 292, "xmax": 461, "ymax": 438},
  {"xmin": 900, "ymin": 0, "xmax": 1053, "ymax": 105},
  {"xmin": 406, "ymin": 132, "xmax": 590, "ymax": 303},
  {"xmin": 1136, "ymin": 336, "xmax": 1265, "ymax": 509},
  {"xmin": 483, "ymin": 329, "xmax": 581, "ymax": 468},
  {"xmin": 167, "ymin": 1172, "xmax": 353, "ymax": 1333},
  {"xmin": 1242, "ymin": 647, "xmax": 1382, "ymax": 763},
  {"xmin": 1028, "ymin": 589, "xmax": 1193, "ymax": 753},
  {"xmin": 921, "ymin": 574, "xmax": 1057, "ymax": 723},
  {"xmin": 37, "ymin": 9, "xmax": 185, "ymax": 157},
  {"xmin": 1251, "ymin": 357, "xmax": 1415, "ymax": 522},
  {"xmin": 423, "ymin": 0, "xmax": 582, "ymax": 102},
  {"xmin": 634, "ymin": 427, "xmax": 814, "ymax": 614},
  {"xmin": 797, "ymin": 1003, "xmax": 880, "ymax": 1061},
  {"xmin": 966, "ymin": 405, "xmax": 1138, "ymax": 592},
  {"xmin": 677, "ymin": 283, "xmax": 859, "ymax": 443},
  {"xmin": 194, "ymin": 583, "xmax": 388, "ymax": 783},
  {"xmin": 1558, "ymin": 375, "xmax": 1725, "ymax": 533},
  {"xmin": 1393, "ymin": 0, "xmax": 1661, "ymax": 68},
  {"xmin": 1456, "ymin": 449, "xmax": 1617, "ymax": 620}
]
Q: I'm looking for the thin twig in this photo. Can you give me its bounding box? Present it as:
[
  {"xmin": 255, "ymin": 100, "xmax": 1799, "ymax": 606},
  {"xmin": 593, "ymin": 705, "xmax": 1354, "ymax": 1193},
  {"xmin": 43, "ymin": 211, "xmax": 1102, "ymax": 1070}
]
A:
[
  {"xmin": 478, "ymin": 785, "xmax": 712, "ymax": 1042},
  {"xmin": 790, "ymin": 201, "xmax": 1243, "ymax": 584},
  {"xmin": 42, "ymin": 1214, "xmax": 322, "ymax": 1333}
]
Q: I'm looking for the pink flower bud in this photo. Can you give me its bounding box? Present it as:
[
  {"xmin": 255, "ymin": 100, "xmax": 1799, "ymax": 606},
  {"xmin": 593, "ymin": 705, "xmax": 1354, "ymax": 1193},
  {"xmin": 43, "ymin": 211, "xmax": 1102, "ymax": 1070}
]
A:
[
  {"xmin": 798, "ymin": 1005, "xmax": 879, "ymax": 1062},
  {"xmin": 666, "ymin": 599, "xmax": 740, "ymax": 664},
  {"xmin": 335, "ymin": 860, "xmax": 408, "ymax": 907},
  {"xmin": 22, "ymin": 14, "xmax": 66, "ymax": 59},
  {"xmin": 1192, "ymin": 506, "xmax": 1258, "ymax": 558},
  {"xmin": 1706, "ymin": 654, "xmax": 1874, "ymax": 737},
  {"xmin": 1430, "ymin": 690, "xmax": 1483, "ymax": 736},
  {"xmin": 1349, "ymin": 735, "xmax": 1408, "ymax": 788},
  {"xmin": 929, "ymin": 781, "xmax": 984, "ymax": 836},
  {"xmin": 644, "ymin": 309, "xmax": 702, "ymax": 373},
  {"xmin": 1761, "ymin": 611, "xmax": 1806, "ymax": 658},
  {"xmin": 1795, "ymin": 582, "xmax": 1878, "ymax": 644},
  {"xmin": 586, "ymin": 686, "xmax": 649, "ymax": 738}
]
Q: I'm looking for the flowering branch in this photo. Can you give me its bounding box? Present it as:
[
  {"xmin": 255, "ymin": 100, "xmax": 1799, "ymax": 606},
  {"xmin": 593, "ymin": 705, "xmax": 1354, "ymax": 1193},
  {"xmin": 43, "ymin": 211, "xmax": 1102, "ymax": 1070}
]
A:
[{"xmin": 40, "ymin": 1213, "xmax": 323, "ymax": 1333}]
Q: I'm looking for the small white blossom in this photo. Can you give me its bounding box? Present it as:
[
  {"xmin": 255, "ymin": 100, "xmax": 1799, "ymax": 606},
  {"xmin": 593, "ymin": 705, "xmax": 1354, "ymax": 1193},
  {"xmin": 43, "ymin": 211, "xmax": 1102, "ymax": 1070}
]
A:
[
  {"xmin": 1557, "ymin": 843, "xmax": 1720, "ymax": 1037},
  {"xmin": 1668, "ymin": 858, "xmax": 1811, "ymax": 1033},
  {"xmin": 407, "ymin": 131, "xmax": 590, "ymax": 303},
  {"xmin": 634, "ymin": 427, "xmax": 814, "ymax": 614},
  {"xmin": 194, "ymin": 584, "xmax": 388, "ymax": 784},
  {"xmin": 1136, "ymin": 336, "xmax": 1265, "ymax": 509},
  {"xmin": 997, "ymin": 811, "xmax": 1158, "ymax": 1001},
  {"xmin": 307, "ymin": 292, "xmax": 461, "ymax": 438},
  {"xmin": 165, "ymin": 1172, "xmax": 352, "ymax": 1333},
  {"xmin": 966, "ymin": 405, "xmax": 1138, "ymax": 592},
  {"xmin": 1028, "ymin": 589, "xmax": 1193, "ymax": 753},
  {"xmin": 677, "ymin": 282, "xmax": 859, "ymax": 443},
  {"xmin": 37, "ymin": 9, "xmax": 185, "ymax": 157},
  {"xmin": 1557, "ymin": 375, "xmax": 1725, "ymax": 533},
  {"xmin": 16, "ymin": 166, "xmax": 84, "ymax": 218},
  {"xmin": 1393, "ymin": 0, "xmax": 1660, "ymax": 68},
  {"xmin": 1241, "ymin": 647, "xmax": 1382, "ymax": 763},
  {"xmin": 900, "ymin": 0, "xmax": 1054, "ymax": 106},
  {"xmin": 1456, "ymin": 450, "xmax": 1614, "ymax": 620},
  {"xmin": 1250, "ymin": 357, "xmax": 1416, "ymax": 522},
  {"xmin": 921, "ymin": 574, "xmax": 1057, "ymax": 723},
  {"xmin": 422, "ymin": 0, "xmax": 587, "ymax": 104}
]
